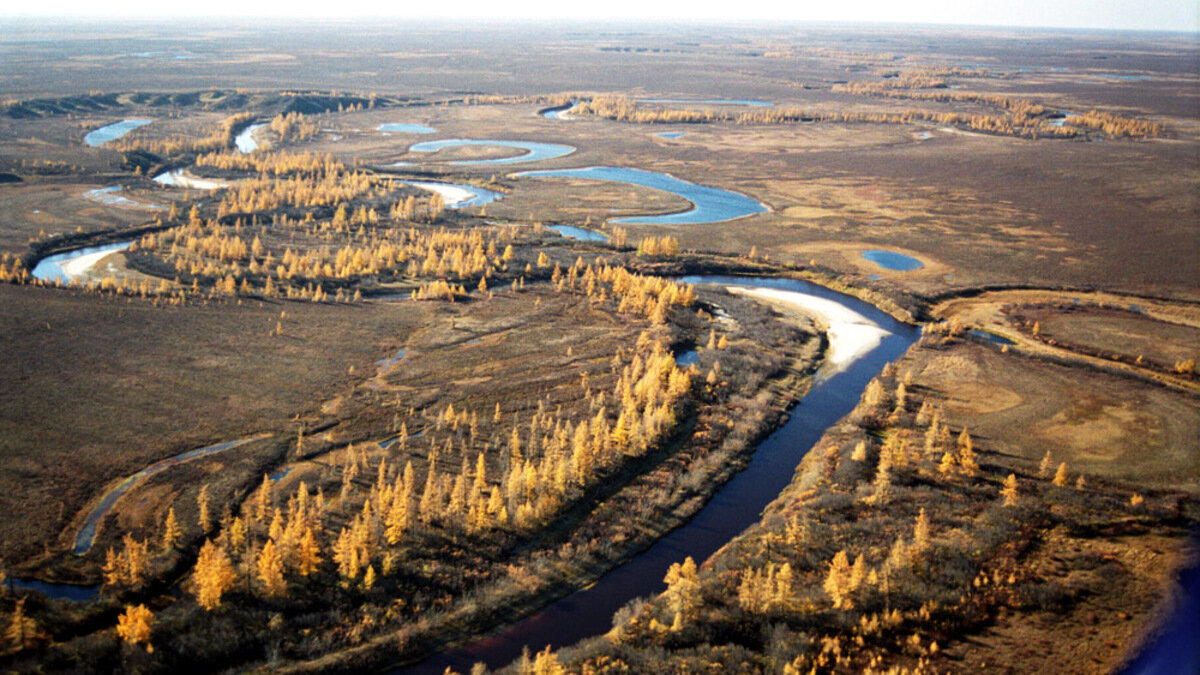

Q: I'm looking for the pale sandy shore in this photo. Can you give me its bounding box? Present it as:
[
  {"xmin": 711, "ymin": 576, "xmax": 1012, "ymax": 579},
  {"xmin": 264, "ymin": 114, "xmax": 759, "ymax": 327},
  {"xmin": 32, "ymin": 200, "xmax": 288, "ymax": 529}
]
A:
[
  {"xmin": 728, "ymin": 286, "xmax": 891, "ymax": 374},
  {"xmin": 403, "ymin": 181, "xmax": 477, "ymax": 208}
]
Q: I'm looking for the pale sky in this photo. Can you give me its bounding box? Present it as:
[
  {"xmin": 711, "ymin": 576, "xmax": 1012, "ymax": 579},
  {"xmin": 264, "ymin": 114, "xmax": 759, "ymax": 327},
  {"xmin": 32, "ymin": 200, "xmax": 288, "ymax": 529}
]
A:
[{"xmin": 2, "ymin": 0, "xmax": 1198, "ymax": 33}]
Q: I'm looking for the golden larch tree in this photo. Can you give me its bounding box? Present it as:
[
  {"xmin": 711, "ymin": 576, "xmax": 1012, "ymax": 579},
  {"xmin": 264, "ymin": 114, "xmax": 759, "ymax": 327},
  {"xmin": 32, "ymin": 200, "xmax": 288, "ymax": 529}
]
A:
[{"xmin": 116, "ymin": 604, "xmax": 154, "ymax": 652}]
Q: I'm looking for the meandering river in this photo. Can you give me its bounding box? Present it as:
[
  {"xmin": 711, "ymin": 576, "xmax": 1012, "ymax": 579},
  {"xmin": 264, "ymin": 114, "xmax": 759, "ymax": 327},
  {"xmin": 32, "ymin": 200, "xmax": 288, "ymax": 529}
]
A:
[{"xmin": 399, "ymin": 275, "xmax": 919, "ymax": 673}]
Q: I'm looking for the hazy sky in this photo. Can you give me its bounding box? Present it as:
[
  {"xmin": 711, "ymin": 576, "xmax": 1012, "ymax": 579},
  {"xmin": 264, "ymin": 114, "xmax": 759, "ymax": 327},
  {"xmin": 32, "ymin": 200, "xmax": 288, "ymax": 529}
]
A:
[{"xmin": 3, "ymin": 0, "xmax": 1198, "ymax": 33}]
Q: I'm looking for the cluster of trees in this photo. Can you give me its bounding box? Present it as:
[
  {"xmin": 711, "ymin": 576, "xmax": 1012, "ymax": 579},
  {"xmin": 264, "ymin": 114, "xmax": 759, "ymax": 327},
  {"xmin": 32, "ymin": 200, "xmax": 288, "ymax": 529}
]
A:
[
  {"xmin": 195, "ymin": 149, "xmax": 341, "ymax": 177},
  {"xmin": 571, "ymin": 351, "xmax": 1125, "ymax": 674},
  {"xmin": 267, "ymin": 111, "xmax": 318, "ymax": 144},
  {"xmin": 577, "ymin": 90, "xmax": 1158, "ymax": 139},
  {"xmin": 635, "ymin": 235, "xmax": 680, "ymax": 257},
  {"xmin": 112, "ymin": 112, "xmax": 255, "ymax": 157},
  {"xmin": 0, "ymin": 253, "xmax": 27, "ymax": 283},
  {"xmin": 155, "ymin": 322, "xmax": 695, "ymax": 621}
]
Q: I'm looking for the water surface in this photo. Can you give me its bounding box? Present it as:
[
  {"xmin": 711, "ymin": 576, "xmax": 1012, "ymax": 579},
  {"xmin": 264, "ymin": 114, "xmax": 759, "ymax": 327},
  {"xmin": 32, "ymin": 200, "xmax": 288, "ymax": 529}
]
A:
[
  {"xmin": 548, "ymin": 225, "xmax": 609, "ymax": 242},
  {"xmin": 84, "ymin": 119, "xmax": 153, "ymax": 147},
  {"xmin": 655, "ymin": 132, "xmax": 686, "ymax": 139},
  {"xmin": 379, "ymin": 123, "xmax": 437, "ymax": 134},
  {"xmin": 401, "ymin": 181, "xmax": 502, "ymax": 209},
  {"xmin": 516, "ymin": 166, "xmax": 767, "ymax": 225},
  {"xmin": 408, "ymin": 139, "xmax": 575, "ymax": 165},
  {"xmin": 32, "ymin": 241, "xmax": 133, "ymax": 284},
  {"xmin": 400, "ymin": 275, "xmax": 917, "ymax": 674},
  {"xmin": 861, "ymin": 250, "xmax": 924, "ymax": 271},
  {"xmin": 235, "ymin": 123, "xmax": 266, "ymax": 153},
  {"xmin": 637, "ymin": 98, "xmax": 772, "ymax": 106},
  {"xmin": 74, "ymin": 436, "xmax": 265, "ymax": 554},
  {"xmin": 7, "ymin": 578, "xmax": 100, "ymax": 603}
]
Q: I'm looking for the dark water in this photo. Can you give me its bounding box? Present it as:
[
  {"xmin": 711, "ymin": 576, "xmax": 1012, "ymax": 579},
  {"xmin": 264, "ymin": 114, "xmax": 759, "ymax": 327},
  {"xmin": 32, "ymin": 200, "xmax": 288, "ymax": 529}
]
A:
[
  {"xmin": 1120, "ymin": 534, "xmax": 1200, "ymax": 675},
  {"xmin": 7, "ymin": 578, "xmax": 101, "ymax": 603},
  {"xmin": 397, "ymin": 275, "xmax": 918, "ymax": 674}
]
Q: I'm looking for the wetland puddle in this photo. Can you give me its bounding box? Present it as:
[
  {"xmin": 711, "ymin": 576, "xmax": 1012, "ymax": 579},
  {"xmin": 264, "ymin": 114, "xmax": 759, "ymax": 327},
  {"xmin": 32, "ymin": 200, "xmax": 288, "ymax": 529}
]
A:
[{"xmin": 861, "ymin": 250, "xmax": 924, "ymax": 271}]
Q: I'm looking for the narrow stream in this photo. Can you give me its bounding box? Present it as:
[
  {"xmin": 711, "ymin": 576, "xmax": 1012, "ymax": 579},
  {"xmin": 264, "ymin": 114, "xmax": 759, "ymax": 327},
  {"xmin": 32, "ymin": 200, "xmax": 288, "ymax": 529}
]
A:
[{"xmin": 400, "ymin": 275, "xmax": 918, "ymax": 673}]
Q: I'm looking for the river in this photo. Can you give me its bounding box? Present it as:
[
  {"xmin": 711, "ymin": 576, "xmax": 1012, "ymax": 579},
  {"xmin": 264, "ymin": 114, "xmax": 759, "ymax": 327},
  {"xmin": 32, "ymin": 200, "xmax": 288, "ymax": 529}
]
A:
[{"xmin": 399, "ymin": 274, "xmax": 918, "ymax": 673}]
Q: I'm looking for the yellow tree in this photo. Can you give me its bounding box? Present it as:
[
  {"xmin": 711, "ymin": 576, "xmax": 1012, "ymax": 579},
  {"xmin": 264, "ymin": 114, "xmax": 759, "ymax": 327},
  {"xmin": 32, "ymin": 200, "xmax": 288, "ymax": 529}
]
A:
[
  {"xmin": 193, "ymin": 539, "xmax": 237, "ymax": 610},
  {"xmin": 1053, "ymin": 462, "xmax": 1070, "ymax": 487},
  {"xmin": 162, "ymin": 507, "xmax": 182, "ymax": 551},
  {"xmin": 298, "ymin": 526, "xmax": 322, "ymax": 577},
  {"xmin": 913, "ymin": 507, "xmax": 931, "ymax": 553},
  {"xmin": 5, "ymin": 598, "xmax": 40, "ymax": 652},
  {"xmin": 1001, "ymin": 473, "xmax": 1019, "ymax": 507},
  {"xmin": 663, "ymin": 557, "xmax": 700, "ymax": 624},
  {"xmin": 197, "ymin": 484, "xmax": 211, "ymax": 532},
  {"xmin": 256, "ymin": 540, "xmax": 286, "ymax": 598},
  {"xmin": 824, "ymin": 550, "xmax": 852, "ymax": 609},
  {"xmin": 116, "ymin": 604, "xmax": 154, "ymax": 652}
]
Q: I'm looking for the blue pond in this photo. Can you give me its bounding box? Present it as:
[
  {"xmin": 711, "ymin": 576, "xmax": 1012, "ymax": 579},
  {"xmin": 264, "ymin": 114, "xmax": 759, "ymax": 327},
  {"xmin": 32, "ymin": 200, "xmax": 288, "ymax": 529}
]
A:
[
  {"xmin": 84, "ymin": 119, "xmax": 153, "ymax": 147},
  {"xmin": 515, "ymin": 166, "xmax": 767, "ymax": 225},
  {"xmin": 861, "ymin": 250, "xmax": 924, "ymax": 271},
  {"xmin": 674, "ymin": 349, "xmax": 699, "ymax": 366},
  {"xmin": 637, "ymin": 98, "xmax": 772, "ymax": 107},
  {"xmin": 407, "ymin": 139, "xmax": 575, "ymax": 165},
  {"xmin": 378, "ymin": 123, "xmax": 437, "ymax": 134},
  {"xmin": 655, "ymin": 132, "xmax": 686, "ymax": 139},
  {"xmin": 549, "ymin": 225, "xmax": 609, "ymax": 242},
  {"xmin": 32, "ymin": 241, "xmax": 133, "ymax": 284}
]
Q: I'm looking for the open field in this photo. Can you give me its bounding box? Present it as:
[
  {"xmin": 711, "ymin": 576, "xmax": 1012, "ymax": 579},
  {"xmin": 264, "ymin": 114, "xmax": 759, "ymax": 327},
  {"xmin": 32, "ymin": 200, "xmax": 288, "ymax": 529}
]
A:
[
  {"xmin": 0, "ymin": 284, "xmax": 430, "ymax": 568},
  {"xmin": 0, "ymin": 18, "xmax": 1196, "ymax": 675}
]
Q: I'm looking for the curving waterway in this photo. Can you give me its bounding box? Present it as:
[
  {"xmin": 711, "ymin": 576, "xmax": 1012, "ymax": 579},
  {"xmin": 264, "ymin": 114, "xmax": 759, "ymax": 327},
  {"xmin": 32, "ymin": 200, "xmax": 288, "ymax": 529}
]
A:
[
  {"xmin": 515, "ymin": 166, "xmax": 767, "ymax": 225},
  {"xmin": 32, "ymin": 241, "xmax": 133, "ymax": 285},
  {"xmin": 399, "ymin": 275, "xmax": 918, "ymax": 674},
  {"xmin": 84, "ymin": 119, "xmax": 153, "ymax": 147},
  {"xmin": 407, "ymin": 139, "xmax": 576, "ymax": 165},
  {"xmin": 73, "ymin": 435, "xmax": 268, "ymax": 555},
  {"xmin": 234, "ymin": 123, "xmax": 267, "ymax": 153},
  {"xmin": 400, "ymin": 181, "xmax": 503, "ymax": 209}
]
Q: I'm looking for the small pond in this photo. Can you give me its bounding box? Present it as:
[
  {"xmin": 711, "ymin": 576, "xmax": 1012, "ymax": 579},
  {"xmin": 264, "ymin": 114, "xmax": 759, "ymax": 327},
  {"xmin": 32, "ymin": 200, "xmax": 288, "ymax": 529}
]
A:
[{"xmin": 861, "ymin": 250, "xmax": 924, "ymax": 271}]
